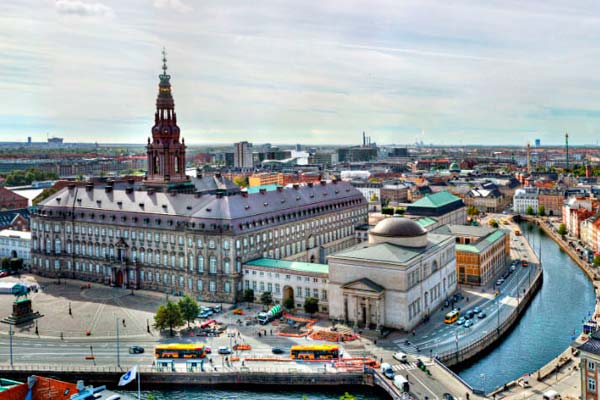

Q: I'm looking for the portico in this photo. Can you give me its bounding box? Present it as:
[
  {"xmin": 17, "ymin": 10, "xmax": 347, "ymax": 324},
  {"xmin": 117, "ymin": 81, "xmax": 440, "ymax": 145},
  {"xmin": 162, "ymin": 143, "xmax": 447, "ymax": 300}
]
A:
[{"xmin": 341, "ymin": 278, "xmax": 384, "ymax": 329}]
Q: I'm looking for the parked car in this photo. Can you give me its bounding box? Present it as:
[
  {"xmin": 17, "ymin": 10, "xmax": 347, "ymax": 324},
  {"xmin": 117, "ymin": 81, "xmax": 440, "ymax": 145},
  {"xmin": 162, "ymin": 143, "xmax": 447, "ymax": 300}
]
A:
[
  {"xmin": 0, "ymin": 271, "xmax": 9, "ymax": 278},
  {"xmin": 464, "ymin": 310, "xmax": 475, "ymax": 320},
  {"xmin": 464, "ymin": 320, "xmax": 474, "ymax": 328},
  {"xmin": 496, "ymin": 278, "xmax": 504, "ymax": 286},
  {"xmin": 393, "ymin": 352, "xmax": 408, "ymax": 363},
  {"xmin": 198, "ymin": 310, "xmax": 212, "ymax": 319},
  {"xmin": 443, "ymin": 394, "xmax": 455, "ymax": 400},
  {"xmin": 211, "ymin": 305, "xmax": 222, "ymax": 313},
  {"xmin": 218, "ymin": 346, "xmax": 232, "ymax": 355},
  {"xmin": 473, "ymin": 307, "xmax": 481, "ymax": 314},
  {"xmin": 128, "ymin": 346, "xmax": 144, "ymax": 354},
  {"xmin": 456, "ymin": 317, "xmax": 466, "ymax": 326},
  {"xmin": 271, "ymin": 347, "xmax": 285, "ymax": 355},
  {"xmin": 205, "ymin": 346, "xmax": 212, "ymax": 354},
  {"xmin": 477, "ymin": 312, "xmax": 487, "ymax": 319}
]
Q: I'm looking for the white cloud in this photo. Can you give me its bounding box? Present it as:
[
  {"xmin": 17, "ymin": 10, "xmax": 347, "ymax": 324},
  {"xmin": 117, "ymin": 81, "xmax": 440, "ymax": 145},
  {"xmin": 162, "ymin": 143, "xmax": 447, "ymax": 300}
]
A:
[
  {"xmin": 55, "ymin": 0, "xmax": 113, "ymax": 17},
  {"xmin": 153, "ymin": 0, "xmax": 192, "ymax": 13}
]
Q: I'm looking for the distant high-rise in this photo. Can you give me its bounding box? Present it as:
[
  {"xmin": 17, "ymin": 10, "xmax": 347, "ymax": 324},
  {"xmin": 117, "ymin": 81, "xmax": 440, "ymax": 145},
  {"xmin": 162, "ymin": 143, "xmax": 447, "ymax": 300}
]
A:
[{"xmin": 234, "ymin": 141, "xmax": 253, "ymax": 169}]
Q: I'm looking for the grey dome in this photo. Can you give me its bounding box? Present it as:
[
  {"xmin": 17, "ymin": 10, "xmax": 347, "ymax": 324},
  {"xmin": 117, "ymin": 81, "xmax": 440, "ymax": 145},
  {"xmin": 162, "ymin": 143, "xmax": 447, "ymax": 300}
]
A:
[{"xmin": 371, "ymin": 217, "xmax": 426, "ymax": 238}]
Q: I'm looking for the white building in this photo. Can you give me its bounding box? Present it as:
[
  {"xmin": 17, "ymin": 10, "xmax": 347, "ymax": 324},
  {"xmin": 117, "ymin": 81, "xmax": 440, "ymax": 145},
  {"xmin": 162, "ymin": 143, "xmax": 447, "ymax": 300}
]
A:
[
  {"xmin": 0, "ymin": 229, "xmax": 31, "ymax": 267},
  {"xmin": 234, "ymin": 141, "xmax": 253, "ymax": 169},
  {"xmin": 512, "ymin": 188, "xmax": 539, "ymax": 214},
  {"xmin": 327, "ymin": 217, "xmax": 457, "ymax": 331},
  {"xmin": 243, "ymin": 258, "xmax": 329, "ymax": 312}
]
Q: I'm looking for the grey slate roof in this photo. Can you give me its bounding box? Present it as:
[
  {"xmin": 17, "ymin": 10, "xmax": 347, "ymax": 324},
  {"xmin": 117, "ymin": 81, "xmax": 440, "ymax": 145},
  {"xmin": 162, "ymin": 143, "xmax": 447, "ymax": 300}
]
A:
[
  {"xmin": 37, "ymin": 181, "xmax": 364, "ymax": 235},
  {"xmin": 578, "ymin": 330, "xmax": 600, "ymax": 355},
  {"xmin": 0, "ymin": 208, "xmax": 29, "ymax": 228},
  {"xmin": 330, "ymin": 232, "xmax": 452, "ymax": 265}
]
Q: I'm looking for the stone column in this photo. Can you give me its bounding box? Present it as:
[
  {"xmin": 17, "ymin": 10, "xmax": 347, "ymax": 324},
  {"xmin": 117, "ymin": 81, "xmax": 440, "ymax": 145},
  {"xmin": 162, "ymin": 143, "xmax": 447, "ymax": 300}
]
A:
[
  {"xmin": 343, "ymin": 294, "xmax": 349, "ymax": 323},
  {"xmin": 353, "ymin": 296, "xmax": 359, "ymax": 328},
  {"xmin": 365, "ymin": 297, "xmax": 371, "ymax": 327},
  {"xmin": 375, "ymin": 298, "xmax": 381, "ymax": 330}
]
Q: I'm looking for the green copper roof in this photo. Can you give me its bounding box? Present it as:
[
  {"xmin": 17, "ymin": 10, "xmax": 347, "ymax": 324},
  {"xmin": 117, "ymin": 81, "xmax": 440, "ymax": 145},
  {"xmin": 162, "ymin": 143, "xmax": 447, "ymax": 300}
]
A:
[
  {"xmin": 247, "ymin": 184, "xmax": 279, "ymax": 194},
  {"xmin": 410, "ymin": 191, "xmax": 461, "ymax": 208},
  {"xmin": 416, "ymin": 217, "xmax": 438, "ymax": 228},
  {"xmin": 245, "ymin": 258, "xmax": 328, "ymax": 275}
]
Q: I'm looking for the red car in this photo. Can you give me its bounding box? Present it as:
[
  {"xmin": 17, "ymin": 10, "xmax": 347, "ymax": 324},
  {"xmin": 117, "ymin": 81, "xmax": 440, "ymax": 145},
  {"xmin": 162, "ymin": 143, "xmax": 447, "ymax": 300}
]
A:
[
  {"xmin": 0, "ymin": 272, "xmax": 9, "ymax": 278},
  {"xmin": 205, "ymin": 346, "xmax": 212, "ymax": 354}
]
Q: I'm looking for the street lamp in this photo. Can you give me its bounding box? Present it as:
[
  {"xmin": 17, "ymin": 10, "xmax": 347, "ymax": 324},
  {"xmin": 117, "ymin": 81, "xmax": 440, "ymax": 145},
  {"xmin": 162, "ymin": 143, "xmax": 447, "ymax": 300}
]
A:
[
  {"xmin": 116, "ymin": 316, "xmax": 121, "ymax": 368},
  {"xmin": 8, "ymin": 323, "xmax": 14, "ymax": 367}
]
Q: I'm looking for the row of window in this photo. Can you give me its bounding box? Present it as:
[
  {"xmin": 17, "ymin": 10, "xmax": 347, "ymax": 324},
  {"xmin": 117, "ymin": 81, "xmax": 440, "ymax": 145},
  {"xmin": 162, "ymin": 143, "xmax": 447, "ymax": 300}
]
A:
[
  {"xmin": 32, "ymin": 257, "xmax": 240, "ymax": 294},
  {"xmin": 245, "ymin": 269, "xmax": 326, "ymax": 283},
  {"xmin": 244, "ymin": 279, "xmax": 327, "ymax": 301}
]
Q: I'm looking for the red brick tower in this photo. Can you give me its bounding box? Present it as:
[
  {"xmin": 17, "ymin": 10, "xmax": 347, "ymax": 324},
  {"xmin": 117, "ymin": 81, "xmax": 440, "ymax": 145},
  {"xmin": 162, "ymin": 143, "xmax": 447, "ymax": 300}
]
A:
[{"xmin": 144, "ymin": 49, "xmax": 188, "ymax": 186}]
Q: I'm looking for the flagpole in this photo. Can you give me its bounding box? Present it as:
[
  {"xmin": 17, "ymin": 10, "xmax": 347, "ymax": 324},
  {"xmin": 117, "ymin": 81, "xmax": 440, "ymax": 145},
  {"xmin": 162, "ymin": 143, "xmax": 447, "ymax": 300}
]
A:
[{"xmin": 137, "ymin": 365, "xmax": 141, "ymax": 400}]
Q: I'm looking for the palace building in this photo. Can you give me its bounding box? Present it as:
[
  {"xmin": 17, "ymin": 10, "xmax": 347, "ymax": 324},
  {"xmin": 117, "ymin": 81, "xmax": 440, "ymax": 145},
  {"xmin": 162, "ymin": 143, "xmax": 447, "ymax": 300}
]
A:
[{"xmin": 30, "ymin": 52, "xmax": 367, "ymax": 303}]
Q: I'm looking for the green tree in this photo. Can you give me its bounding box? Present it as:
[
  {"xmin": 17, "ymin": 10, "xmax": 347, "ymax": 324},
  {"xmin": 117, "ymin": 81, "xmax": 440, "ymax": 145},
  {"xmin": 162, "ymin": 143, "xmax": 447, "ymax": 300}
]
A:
[
  {"xmin": 594, "ymin": 255, "xmax": 600, "ymax": 267},
  {"xmin": 538, "ymin": 205, "xmax": 545, "ymax": 216},
  {"xmin": 339, "ymin": 393, "xmax": 357, "ymax": 400},
  {"xmin": 558, "ymin": 223, "xmax": 567, "ymax": 237},
  {"xmin": 177, "ymin": 294, "xmax": 199, "ymax": 329},
  {"xmin": 0, "ymin": 257, "xmax": 10, "ymax": 271},
  {"xmin": 303, "ymin": 297, "xmax": 319, "ymax": 316},
  {"xmin": 233, "ymin": 176, "xmax": 249, "ymax": 187},
  {"xmin": 260, "ymin": 291, "xmax": 273, "ymax": 308},
  {"xmin": 153, "ymin": 300, "xmax": 184, "ymax": 336},
  {"xmin": 243, "ymin": 288, "xmax": 255, "ymax": 305},
  {"xmin": 526, "ymin": 206, "xmax": 534, "ymax": 216},
  {"xmin": 284, "ymin": 297, "xmax": 295, "ymax": 311},
  {"xmin": 381, "ymin": 207, "xmax": 394, "ymax": 215},
  {"xmin": 8, "ymin": 258, "xmax": 23, "ymax": 273},
  {"xmin": 466, "ymin": 206, "xmax": 480, "ymax": 217}
]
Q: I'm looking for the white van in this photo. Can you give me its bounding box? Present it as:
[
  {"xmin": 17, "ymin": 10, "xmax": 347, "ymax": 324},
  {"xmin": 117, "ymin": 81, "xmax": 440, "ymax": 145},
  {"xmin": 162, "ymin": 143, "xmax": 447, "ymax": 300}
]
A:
[
  {"xmin": 543, "ymin": 390, "xmax": 561, "ymax": 400},
  {"xmin": 394, "ymin": 375, "xmax": 410, "ymax": 392},
  {"xmin": 381, "ymin": 362, "xmax": 394, "ymax": 379}
]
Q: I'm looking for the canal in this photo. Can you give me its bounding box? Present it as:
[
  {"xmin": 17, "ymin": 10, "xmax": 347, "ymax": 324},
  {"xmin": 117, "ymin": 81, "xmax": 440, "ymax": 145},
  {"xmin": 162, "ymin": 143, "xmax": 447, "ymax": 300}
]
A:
[
  {"xmin": 120, "ymin": 388, "xmax": 383, "ymax": 399},
  {"xmin": 456, "ymin": 222, "xmax": 596, "ymax": 392}
]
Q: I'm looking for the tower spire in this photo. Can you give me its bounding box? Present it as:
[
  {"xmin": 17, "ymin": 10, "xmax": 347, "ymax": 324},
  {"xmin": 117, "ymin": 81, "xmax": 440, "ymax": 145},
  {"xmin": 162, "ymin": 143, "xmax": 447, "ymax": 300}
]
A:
[{"xmin": 145, "ymin": 48, "xmax": 187, "ymax": 187}]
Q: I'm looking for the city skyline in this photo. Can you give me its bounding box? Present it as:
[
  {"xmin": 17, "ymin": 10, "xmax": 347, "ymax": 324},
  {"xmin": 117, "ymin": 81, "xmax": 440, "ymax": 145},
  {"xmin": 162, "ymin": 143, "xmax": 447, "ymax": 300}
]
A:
[{"xmin": 3, "ymin": 0, "xmax": 600, "ymax": 145}]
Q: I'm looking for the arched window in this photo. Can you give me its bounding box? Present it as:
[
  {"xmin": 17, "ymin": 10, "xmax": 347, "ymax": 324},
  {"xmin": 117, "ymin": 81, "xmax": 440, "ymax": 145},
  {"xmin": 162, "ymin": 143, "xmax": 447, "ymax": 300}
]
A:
[
  {"xmin": 197, "ymin": 255, "xmax": 204, "ymax": 273},
  {"xmin": 54, "ymin": 238, "xmax": 61, "ymax": 254}
]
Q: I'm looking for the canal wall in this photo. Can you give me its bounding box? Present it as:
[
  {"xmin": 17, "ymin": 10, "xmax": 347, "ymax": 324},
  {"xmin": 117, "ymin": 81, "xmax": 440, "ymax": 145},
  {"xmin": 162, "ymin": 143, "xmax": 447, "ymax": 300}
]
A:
[
  {"xmin": 438, "ymin": 265, "xmax": 543, "ymax": 369},
  {"xmin": 484, "ymin": 216, "xmax": 597, "ymax": 397},
  {"xmin": 0, "ymin": 365, "xmax": 398, "ymax": 399}
]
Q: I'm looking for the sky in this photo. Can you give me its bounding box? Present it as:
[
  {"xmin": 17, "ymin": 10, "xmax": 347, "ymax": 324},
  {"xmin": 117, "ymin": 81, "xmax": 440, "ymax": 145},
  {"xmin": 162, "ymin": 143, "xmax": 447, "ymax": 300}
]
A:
[{"xmin": 2, "ymin": 0, "xmax": 600, "ymax": 146}]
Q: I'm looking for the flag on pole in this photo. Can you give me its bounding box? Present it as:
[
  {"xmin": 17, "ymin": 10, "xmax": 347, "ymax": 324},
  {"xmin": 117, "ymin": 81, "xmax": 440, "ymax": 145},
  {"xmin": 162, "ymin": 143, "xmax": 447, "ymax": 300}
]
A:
[{"xmin": 118, "ymin": 366, "xmax": 138, "ymax": 386}]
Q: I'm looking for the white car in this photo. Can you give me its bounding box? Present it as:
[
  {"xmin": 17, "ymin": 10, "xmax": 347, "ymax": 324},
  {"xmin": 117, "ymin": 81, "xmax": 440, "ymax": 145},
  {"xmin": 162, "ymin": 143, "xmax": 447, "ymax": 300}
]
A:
[{"xmin": 393, "ymin": 352, "xmax": 408, "ymax": 363}]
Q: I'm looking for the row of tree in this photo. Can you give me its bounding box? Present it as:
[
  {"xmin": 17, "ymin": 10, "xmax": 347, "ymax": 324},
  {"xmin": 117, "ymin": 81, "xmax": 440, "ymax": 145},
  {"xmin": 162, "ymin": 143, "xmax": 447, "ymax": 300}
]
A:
[
  {"xmin": 154, "ymin": 290, "xmax": 321, "ymax": 336},
  {"xmin": 525, "ymin": 205, "xmax": 546, "ymax": 216},
  {"xmin": 243, "ymin": 288, "xmax": 319, "ymax": 314},
  {"xmin": 1, "ymin": 168, "xmax": 58, "ymax": 186}
]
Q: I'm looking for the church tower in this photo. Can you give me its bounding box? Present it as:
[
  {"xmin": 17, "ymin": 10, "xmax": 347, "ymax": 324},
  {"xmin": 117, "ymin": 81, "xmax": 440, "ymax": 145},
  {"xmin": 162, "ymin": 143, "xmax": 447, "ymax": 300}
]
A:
[{"xmin": 144, "ymin": 49, "xmax": 188, "ymax": 187}]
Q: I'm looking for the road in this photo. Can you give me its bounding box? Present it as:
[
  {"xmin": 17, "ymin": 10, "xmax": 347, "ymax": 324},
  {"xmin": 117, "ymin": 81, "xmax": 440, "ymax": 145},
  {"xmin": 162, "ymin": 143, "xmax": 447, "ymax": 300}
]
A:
[{"xmin": 389, "ymin": 216, "xmax": 540, "ymax": 358}]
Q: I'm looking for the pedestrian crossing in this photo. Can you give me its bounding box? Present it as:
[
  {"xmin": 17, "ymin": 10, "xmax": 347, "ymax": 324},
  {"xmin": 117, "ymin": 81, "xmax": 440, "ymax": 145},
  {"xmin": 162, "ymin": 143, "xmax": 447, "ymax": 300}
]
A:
[{"xmin": 390, "ymin": 361, "xmax": 433, "ymax": 371}]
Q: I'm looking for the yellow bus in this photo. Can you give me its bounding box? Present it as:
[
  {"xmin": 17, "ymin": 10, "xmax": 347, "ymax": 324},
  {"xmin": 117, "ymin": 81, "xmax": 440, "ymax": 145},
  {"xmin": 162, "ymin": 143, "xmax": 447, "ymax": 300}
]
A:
[
  {"xmin": 290, "ymin": 344, "xmax": 339, "ymax": 360},
  {"xmin": 154, "ymin": 343, "xmax": 206, "ymax": 359},
  {"xmin": 444, "ymin": 310, "xmax": 459, "ymax": 324}
]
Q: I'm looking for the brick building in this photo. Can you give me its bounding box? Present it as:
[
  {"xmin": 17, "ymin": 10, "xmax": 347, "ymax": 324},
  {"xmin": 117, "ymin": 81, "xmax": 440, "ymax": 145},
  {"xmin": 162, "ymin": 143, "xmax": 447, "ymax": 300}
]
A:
[{"xmin": 0, "ymin": 187, "xmax": 28, "ymax": 210}]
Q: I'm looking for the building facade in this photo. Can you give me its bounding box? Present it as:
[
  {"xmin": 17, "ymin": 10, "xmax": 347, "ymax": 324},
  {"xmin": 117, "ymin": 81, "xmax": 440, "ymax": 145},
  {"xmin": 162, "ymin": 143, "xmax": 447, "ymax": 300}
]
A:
[
  {"xmin": 0, "ymin": 187, "xmax": 28, "ymax": 210},
  {"xmin": 512, "ymin": 188, "xmax": 539, "ymax": 214},
  {"xmin": 0, "ymin": 229, "xmax": 31, "ymax": 267},
  {"xmin": 243, "ymin": 258, "xmax": 329, "ymax": 312},
  {"xmin": 433, "ymin": 225, "xmax": 509, "ymax": 286},
  {"xmin": 405, "ymin": 191, "xmax": 467, "ymax": 226},
  {"xmin": 234, "ymin": 141, "xmax": 253, "ymax": 169},
  {"xmin": 328, "ymin": 217, "xmax": 457, "ymax": 331},
  {"xmin": 30, "ymin": 56, "xmax": 368, "ymax": 303},
  {"xmin": 577, "ymin": 331, "xmax": 600, "ymax": 400}
]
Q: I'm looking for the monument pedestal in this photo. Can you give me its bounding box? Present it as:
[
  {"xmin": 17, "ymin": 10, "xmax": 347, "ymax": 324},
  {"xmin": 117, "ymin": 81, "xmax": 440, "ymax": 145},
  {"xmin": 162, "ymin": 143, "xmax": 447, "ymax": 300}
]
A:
[{"xmin": 2, "ymin": 298, "xmax": 42, "ymax": 325}]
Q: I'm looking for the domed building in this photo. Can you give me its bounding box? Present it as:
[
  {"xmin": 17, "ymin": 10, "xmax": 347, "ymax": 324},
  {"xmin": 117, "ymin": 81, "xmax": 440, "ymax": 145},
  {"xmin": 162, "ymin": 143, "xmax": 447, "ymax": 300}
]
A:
[
  {"xmin": 449, "ymin": 161, "xmax": 461, "ymax": 173},
  {"xmin": 328, "ymin": 216, "xmax": 457, "ymax": 331}
]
